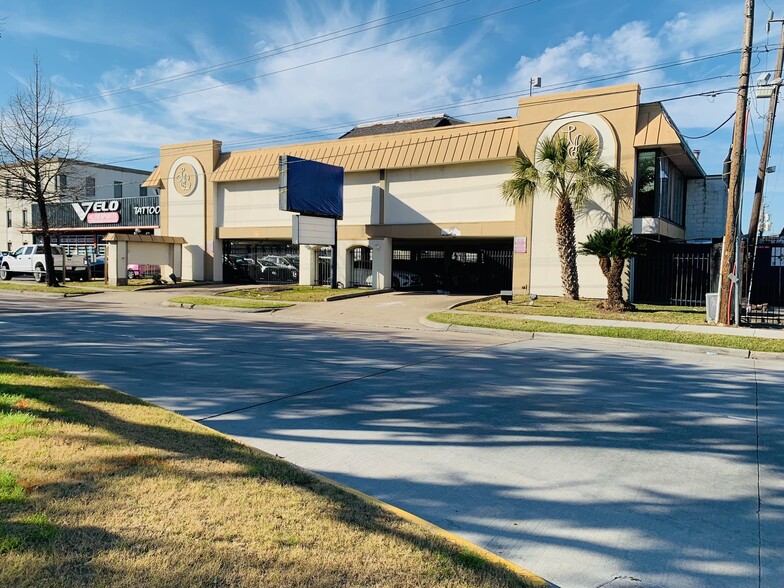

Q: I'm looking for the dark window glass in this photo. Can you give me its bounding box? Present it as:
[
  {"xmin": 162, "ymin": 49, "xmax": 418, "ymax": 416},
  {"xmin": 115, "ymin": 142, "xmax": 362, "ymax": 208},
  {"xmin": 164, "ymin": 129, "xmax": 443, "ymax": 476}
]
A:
[
  {"xmin": 635, "ymin": 151, "xmax": 657, "ymax": 217},
  {"xmin": 114, "ymin": 181, "xmax": 122, "ymax": 198},
  {"xmin": 139, "ymin": 186, "xmax": 148, "ymax": 197},
  {"xmin": 6, "ymin": 210, "xmax": 11, "ymax": 228},
  {"xmin": 86, "ymin": 177, "xmax": 95, "ymax": 197}
]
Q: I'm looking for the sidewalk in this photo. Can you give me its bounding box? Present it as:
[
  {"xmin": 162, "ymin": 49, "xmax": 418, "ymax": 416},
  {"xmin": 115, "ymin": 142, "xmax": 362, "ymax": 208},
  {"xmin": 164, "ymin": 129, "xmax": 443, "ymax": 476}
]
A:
[{"xmin": 445, "ymin": 309, "xmax": 784, "ymax": 339}]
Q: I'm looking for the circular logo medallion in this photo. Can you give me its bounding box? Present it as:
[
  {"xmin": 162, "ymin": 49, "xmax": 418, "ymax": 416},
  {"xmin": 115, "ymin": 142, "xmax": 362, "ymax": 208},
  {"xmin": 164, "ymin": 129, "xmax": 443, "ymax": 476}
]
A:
[
  {"xmin": 173, "ymin": 163, "xmax": 197, "ymax": 197},
  {"xmin": 554, "ymin": 121, "xmax": 600, "ymax": 157}
]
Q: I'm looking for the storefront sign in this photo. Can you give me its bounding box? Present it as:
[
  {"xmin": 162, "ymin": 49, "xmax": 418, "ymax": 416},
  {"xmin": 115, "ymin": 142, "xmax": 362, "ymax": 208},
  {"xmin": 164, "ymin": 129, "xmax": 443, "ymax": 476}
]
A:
[
  {"xmin": 34, "ymin": 195, "xmax": 160, "ymax": 230},
  {"xmin": 72, "ymin": 200, "xmax": 121, "ymax": 223}
]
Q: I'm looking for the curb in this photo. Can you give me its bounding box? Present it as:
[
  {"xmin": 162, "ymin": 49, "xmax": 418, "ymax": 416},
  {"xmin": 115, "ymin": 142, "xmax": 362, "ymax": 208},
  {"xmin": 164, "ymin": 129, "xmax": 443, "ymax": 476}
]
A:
[
  {"xmin": 422, "ymin": 316, "xmax": 784, "ymax": 361},
  {"xmin": 161, "ymin": 300, "xmax": 287, "ymax": 314},
  {"xmin": 186, "ymin": 418, "xmax": 553, "ymax": 588}
]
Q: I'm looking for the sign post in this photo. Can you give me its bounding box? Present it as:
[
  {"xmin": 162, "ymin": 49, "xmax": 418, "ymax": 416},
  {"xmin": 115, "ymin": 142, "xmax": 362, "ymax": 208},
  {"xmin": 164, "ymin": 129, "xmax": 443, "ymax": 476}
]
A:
[{"xmin": 279, "ymin": 155, "xmax": 344, "ymax": 288}]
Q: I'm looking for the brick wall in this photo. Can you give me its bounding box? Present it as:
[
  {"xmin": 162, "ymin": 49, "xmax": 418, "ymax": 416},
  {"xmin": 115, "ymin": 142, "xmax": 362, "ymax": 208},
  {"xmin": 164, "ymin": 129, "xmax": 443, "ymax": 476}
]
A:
[{"xmin": 685, "ymin": 175, "xmax": 726, "ymax": 241}]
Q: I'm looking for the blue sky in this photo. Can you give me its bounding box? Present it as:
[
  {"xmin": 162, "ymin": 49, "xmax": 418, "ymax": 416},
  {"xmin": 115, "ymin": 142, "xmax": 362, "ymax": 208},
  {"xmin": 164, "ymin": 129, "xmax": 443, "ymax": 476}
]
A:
[{"xmin": 1, "ymin": 0, "xmax": 782, "ymax": 233}]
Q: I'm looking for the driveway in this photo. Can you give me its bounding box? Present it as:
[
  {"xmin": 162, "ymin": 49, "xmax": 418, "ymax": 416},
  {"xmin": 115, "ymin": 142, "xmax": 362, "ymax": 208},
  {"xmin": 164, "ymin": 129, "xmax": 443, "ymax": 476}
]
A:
[{"xmin": 0, "ymin": 291, "xmax": 781, "ymax": 587}]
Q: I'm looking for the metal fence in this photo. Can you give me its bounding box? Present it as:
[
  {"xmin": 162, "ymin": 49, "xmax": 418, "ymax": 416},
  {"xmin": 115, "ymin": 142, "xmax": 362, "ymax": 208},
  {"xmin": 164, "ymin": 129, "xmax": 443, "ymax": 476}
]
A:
[
  {"xmin": 391, "ymin": 240, "xmax": 513, "ymax": 294},
  {"xmin": 223, "ymin": 241, "xmax": 300, "ymax": 285},
  {"xmin": 350, "ymin": 247, "xmax": 372, "ymax": 287},
  {"xmin": 743, "ymin": 236, "xmax": 784, "ymax": 327},
  {"xmin": 633, "ymin": 243, "xmax": 720, "ymax": 306}
]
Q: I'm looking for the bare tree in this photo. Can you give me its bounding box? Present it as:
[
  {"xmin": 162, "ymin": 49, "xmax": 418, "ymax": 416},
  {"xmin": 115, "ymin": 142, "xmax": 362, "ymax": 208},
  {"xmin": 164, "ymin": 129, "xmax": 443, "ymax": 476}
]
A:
[{"xmin": 0, "ymin": 55, "xmax": 85, "ymax": 286}]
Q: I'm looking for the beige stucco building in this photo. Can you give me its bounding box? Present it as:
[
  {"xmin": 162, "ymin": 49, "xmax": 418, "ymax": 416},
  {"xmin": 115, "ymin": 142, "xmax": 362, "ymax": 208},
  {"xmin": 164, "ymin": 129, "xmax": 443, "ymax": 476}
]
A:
[{"xmin": 142, "ymin": 83, "xmax": 723, "ymax": 300}]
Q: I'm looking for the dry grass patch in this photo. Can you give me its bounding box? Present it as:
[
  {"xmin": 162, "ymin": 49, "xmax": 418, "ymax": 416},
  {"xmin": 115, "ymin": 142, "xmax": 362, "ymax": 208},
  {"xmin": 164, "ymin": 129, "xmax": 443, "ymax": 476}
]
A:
[
  {"xmin": 0, "ymin": 358, "xmax": 544, "ymax": 588},
  {"xmin": 461, "ymin": 295, "xmax": 708, "ymax": 325}
]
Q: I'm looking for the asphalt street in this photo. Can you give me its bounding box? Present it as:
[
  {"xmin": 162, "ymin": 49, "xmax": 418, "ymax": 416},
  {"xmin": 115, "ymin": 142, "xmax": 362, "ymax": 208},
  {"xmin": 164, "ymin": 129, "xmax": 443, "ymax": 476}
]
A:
[{"xmin": 0, "ymin": 290, "xmax": 782, "ymax": 588}]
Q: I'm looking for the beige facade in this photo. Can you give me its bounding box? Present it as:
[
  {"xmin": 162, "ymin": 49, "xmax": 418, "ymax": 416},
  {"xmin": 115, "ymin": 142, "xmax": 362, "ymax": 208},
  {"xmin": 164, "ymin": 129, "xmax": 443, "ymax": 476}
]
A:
[{"xmin": 144, "ymin": 83, "xmax": 711, "ymax": 298}]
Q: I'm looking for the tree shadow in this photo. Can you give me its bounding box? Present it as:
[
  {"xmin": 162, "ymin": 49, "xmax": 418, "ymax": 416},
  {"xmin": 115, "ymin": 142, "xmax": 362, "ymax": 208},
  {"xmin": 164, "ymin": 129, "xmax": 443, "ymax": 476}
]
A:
[{"xmin": 0, "ymin": 303, "xmax": 782, "ymax": 587}]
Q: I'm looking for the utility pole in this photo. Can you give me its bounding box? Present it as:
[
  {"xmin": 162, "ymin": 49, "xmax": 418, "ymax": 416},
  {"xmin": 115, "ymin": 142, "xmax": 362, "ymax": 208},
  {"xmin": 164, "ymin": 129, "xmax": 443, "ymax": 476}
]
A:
[
  {"xmin": 718, "ymin": 0, "xmax": 755, "ymax": 326},
  {"xmin": 745, "ymin": 15, "xmax": 784, "ymax": 298}
]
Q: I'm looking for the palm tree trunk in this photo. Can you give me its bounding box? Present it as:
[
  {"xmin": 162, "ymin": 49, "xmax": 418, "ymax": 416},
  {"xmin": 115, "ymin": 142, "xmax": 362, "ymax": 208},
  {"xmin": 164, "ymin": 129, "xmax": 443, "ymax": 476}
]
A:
[
  {"xmin": 554, "ymin": 196, "xmax": 579, "ymax": 299},
  {"xmin": 606, "ymin": 257, "xmax": 626, "ymax": 311}
]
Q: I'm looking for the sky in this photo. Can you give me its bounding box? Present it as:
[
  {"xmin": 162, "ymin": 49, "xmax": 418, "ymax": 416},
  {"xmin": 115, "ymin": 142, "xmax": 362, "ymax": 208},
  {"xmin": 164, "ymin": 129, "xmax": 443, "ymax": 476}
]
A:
[{"xmin": 0, "ymin": 0, "xmax": 782, "ymax": 234}]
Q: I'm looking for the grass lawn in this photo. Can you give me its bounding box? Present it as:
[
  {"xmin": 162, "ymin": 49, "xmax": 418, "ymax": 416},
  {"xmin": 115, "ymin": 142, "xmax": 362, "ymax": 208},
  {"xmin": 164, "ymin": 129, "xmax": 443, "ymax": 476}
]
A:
[
  {"xmin": 428, "ymin": 312, "xmax": 784, "ymax": 354},
  {"xmin": 221, "ymin": 285, "xmax": 371, "ymax": 302},
  {"xmin": 0, "ymin": 282, "xmax": 98, "ymax": 295},
  {"xmin": 0, "ymin": 358, "xmax": 543, "ymax": 588},
  {"xmin": 169, "ymin": 295, "xmax": 293, "ymax": 310},
  {"xmin": 461, "ymin": 295, "xmax": 708, "ymax": 325}
]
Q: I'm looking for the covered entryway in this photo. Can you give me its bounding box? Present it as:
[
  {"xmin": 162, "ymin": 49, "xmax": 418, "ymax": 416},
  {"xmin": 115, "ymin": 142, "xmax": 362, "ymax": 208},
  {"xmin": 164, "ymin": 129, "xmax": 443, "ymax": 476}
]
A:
[{"xmin": 103, "ymin": 233, "xmax": 186, "ymax": 286}]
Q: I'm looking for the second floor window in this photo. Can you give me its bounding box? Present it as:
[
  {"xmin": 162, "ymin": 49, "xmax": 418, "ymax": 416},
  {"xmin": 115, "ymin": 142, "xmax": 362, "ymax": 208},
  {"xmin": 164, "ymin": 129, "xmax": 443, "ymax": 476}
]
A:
[
  {"xmin": 6, "ymin": 210, "xmax": 11, "ymax": 228},
  {"xmin": 114, "ymin": 181, "xmax": 122, "ymax": 198},
  {"xmin": 139, "ymin": 186, "xmax": 148, "ymax": 197},
  {"xmin": 22, "ymin": 209, "xmax": 28, "ymax": 226},
  {"xmin": 56, "ymin": 174, "xmax": 68, "ymax": 191},
  {"xmin": 86, "ymin": 177, "xmax": 95, "ymax": 197}
]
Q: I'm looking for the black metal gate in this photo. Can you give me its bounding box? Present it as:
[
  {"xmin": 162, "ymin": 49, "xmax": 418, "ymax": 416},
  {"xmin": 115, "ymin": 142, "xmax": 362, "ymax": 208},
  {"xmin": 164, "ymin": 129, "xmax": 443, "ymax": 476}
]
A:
[
  {"xmin": 350, "ymin": 247, "xmax": 372, "ymax": 287},
  {"xmin": 743, "ymin": 236, "xmax": 784, "ymax": 326},
  {"xmin": 223, "ymin": 241, "xmax": 299, "ymax": 284},
  {"xmin": 391, "ymin": 239, "xmax": 513, "ymax": 294},
  {"xmin": 317, "ymin": 246, "xmax": 333, "ymax": 286},
  {"xmin": 633, "ymin": 242, "xmax": 720, "ymax": 306}
]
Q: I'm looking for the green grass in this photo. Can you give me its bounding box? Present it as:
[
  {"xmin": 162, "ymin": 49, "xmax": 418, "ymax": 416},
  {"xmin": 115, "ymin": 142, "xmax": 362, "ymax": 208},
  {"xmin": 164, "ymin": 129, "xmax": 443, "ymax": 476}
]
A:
[
  {"xmin": 0, "ymin": 282, "xmax": 97, "ymax": 295},
  {"xmin": 461, "ymin": 295, "xmax": 708, "ymax": 325},
  {"xmin": 428, "ymin": 312, "xmax": 784, "ymax": 353},
  {"xmin": 0, "ymin": 357, "xmax": 544, "ymax": 587},
  {"xmin": 220, "ymin": 285, "xmax": 370, "ymax": 302},
  {"xmin": 0, "ymin": 471, "xmax": 25, "ymax": 503},
  {"xmin": 169, "ymin": 295, "xmax": 293, "ymax": 309}
]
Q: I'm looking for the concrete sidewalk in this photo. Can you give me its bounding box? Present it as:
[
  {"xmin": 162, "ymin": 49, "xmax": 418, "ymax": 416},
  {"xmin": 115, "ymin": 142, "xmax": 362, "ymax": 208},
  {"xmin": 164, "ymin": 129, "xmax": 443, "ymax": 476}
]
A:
[{"xmin": 444, "ymin": 309, "xmax": 784, "ymax": 339}]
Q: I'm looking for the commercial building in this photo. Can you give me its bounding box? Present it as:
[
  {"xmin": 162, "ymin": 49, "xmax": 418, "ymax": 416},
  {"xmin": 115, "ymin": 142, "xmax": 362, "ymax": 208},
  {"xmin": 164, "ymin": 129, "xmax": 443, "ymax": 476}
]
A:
[
  {"xmin": 141, "ymin": 83, "xmax": 727, "ymax": 300},
  {"xmin": 1, "ymin": 160, "xmax": 157, "ymax": 258}
]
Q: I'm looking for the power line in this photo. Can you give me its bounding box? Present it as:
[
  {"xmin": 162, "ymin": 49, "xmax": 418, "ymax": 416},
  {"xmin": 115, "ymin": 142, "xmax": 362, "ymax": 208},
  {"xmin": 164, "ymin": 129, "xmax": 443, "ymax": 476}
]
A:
[
  {"xmin": 122, "ymin": 85, "xmax": 740, "ymax": 191},
  {"xmin": 72, "ymin": 0, "xmax": 543, "ymax": 118},
  {"xmin": 62, "ymin": 0, "xmax": 467, "ymax": 106}
]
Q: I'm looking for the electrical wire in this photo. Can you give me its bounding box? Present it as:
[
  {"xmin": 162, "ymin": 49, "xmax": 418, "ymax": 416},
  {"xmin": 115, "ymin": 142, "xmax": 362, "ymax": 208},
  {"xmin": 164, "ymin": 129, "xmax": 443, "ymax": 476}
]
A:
[
  {"xmin": 62, "ymin": 0, "xmax": 468, "ymax": 106},
  {"xmin": 72, "ymin": 0, "xmax": 543, "ymax": 118},
  {"xmin": 681, "ymin": 112, "xmax": 736, "ymax": 139}
]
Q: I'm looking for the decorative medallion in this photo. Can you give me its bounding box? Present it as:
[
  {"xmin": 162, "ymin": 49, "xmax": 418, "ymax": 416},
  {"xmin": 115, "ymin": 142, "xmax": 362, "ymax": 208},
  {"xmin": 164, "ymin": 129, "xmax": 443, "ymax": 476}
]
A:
[
  {"xmin": 173, "ymin": 163, "xmax": 197, "ymax": 196},
  {"xmin": 554, "ymin": 121, "xmax": 600, "ymax": 157}
]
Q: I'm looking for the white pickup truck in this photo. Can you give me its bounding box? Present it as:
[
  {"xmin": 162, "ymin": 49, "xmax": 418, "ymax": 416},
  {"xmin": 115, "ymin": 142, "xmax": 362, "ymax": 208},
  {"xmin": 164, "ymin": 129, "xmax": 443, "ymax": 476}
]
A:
[{"xmin": 0, "ymin": 244, "xmax": 89, "ymax": 282}]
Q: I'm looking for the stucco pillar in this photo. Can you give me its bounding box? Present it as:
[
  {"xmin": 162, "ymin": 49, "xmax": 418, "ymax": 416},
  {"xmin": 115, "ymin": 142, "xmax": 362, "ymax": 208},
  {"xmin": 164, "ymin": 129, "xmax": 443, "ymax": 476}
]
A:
[
  {"xmin": 370, "ymin": 238, "xmax": 392, "ymax": 289},
  {"xmin": 107, "ymin": 241, "xmax": 128, "ymax": 286},
  {"xmin": 298, "ymin": 245, "xmax": 317, "ymax": 286}
]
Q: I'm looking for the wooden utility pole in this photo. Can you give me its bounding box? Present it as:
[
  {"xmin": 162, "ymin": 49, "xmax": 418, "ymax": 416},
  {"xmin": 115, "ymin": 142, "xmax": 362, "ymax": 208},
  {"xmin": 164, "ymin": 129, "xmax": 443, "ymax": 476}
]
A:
[
  {"xmin": 718, "ymin": 0, "xmax": 755, "ymax": 325},
  {"xmin": 745, "ymin": 16, "xmax": 784, "ymax": 298}
]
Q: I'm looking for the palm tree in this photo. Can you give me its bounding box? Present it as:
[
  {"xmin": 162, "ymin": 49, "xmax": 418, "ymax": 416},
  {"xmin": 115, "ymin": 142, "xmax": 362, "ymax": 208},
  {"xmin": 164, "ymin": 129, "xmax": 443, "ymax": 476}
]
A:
[
  {"xmin": 502, "ymin": 134, "xmax": 623, "ymax": 299},
  {"xmin": 578, "ymin": 226, "xmax": 645, "ymax": 311}
]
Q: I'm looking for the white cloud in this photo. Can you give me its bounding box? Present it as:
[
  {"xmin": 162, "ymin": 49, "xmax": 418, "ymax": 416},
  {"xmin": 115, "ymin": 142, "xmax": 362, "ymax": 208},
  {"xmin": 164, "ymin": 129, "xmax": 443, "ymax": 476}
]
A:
[{"xmin": 67, "ymin": 0, "xmax": 490, "ymax": 162}]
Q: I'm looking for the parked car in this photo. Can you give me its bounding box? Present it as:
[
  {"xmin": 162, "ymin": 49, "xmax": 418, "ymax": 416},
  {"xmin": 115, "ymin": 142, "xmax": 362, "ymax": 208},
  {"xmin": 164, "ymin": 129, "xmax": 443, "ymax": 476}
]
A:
[
  {"xmin": 88, "ymin": 257, "xmax": 106, "ymax": 279},
  {"xmin": 365, "ymin": 271, "xmax": 422, "ymax": 289},
  {"xmin": 0, "ymin": 244, "xmax": 89, "ymax": 282},
  {"xmin": 262, "ymin": 255, "xmax": 298, "ymax": 271},
  {"xmin": 126, "ymin": 263, "xmax": 161, "ymax": 280},
  {"xmin": 257, "ymin": 258, "xmax": 297, "ymax": 283}
]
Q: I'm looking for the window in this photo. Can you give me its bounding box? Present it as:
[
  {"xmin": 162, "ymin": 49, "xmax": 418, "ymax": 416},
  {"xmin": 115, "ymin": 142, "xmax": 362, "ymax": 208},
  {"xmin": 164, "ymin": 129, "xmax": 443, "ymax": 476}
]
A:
[
  {"xmin": 634, "ymin": 150, "xmax": 686, "ymax": 226},
  {"xmin": 56, "ymin": 174, "xmax": 68, "ymax": 191},
  {"xmin": 22, "ymin": 181, "xmax": 29, "ymax": 195},
  {"xmin": 6, "ymin": 210, "xmax": 11, "ymax": 228},
  {"xmin": 114, "ymin": 181, "xmax": 122, "ymax": 198},
  {"xmin": 4, "ymin": 178, "xmax": 11, "ymax": 194},
  {"xmin": 634, "ymin": 151, "xmax": 657, "ymax": 217},
  {"xmin": 6, "ymin": 242, "xmax": 11, "ymax": 253},
  {"xmin": 86, "ymin": 177, "xmax": 95, "ymax": 197},
  {"xmin": 139, "ymin": 186, "xmax": 148, "ymax": 197},
  {"xmin": 22, "ymin": 209, "xmax": 28, "ymax": 226}
]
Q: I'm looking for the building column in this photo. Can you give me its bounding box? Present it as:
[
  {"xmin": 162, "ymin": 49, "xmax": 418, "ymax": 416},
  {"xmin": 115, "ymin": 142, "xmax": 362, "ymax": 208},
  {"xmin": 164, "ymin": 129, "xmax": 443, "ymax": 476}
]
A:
[{"xmin": 370, "ymin": 238, "xmax": 392, "ymax": 289}]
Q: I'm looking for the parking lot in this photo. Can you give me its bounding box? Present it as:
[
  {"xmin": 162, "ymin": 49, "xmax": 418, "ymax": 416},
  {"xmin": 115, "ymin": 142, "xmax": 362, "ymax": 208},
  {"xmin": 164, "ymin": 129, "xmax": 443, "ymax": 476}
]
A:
[{"xmin": 0, "ymin": 291, "xmax": 781, "ymax": 587}]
